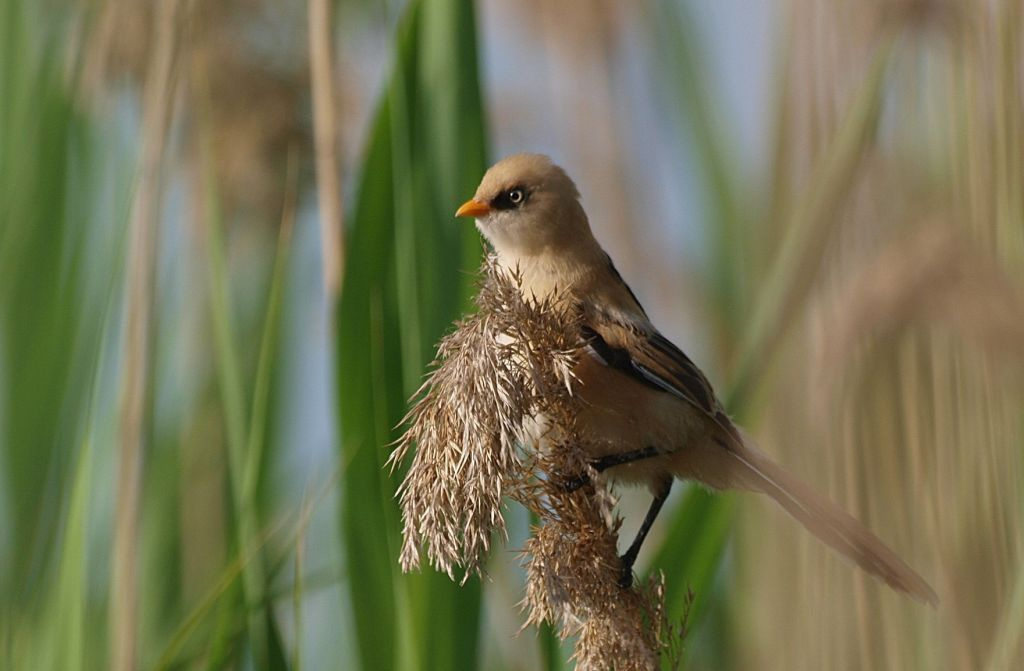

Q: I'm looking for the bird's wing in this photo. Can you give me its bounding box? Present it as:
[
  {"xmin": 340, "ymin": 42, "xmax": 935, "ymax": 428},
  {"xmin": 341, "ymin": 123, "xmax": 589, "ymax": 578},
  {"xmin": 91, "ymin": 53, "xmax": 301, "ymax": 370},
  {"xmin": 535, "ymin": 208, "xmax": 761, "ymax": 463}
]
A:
[
  {"xmin": 580, "ymin": 306, "xmax": 740, "ymax": 441},
  {"xmin": 580, "ymin": 312, "xmax": 716, "ymax": 414}
]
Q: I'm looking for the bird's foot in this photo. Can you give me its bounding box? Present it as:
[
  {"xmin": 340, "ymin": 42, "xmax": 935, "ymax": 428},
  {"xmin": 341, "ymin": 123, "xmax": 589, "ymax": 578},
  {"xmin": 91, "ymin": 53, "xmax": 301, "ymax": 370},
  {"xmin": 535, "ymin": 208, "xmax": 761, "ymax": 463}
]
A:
[
  {"xmin": 617, "ymin": 554, "xmax": 636, "ymax": 589},
  {"xmin": 558, "ymin": 472, "xmax": 590, "ymax": 493}
]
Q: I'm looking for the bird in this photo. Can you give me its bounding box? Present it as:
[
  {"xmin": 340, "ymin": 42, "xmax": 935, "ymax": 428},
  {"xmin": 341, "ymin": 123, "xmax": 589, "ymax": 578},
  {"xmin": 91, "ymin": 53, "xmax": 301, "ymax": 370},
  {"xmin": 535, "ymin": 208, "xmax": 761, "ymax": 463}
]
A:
[{"xmin": 454, "ymin": 153, "xmax": 937, "ymax": 605}]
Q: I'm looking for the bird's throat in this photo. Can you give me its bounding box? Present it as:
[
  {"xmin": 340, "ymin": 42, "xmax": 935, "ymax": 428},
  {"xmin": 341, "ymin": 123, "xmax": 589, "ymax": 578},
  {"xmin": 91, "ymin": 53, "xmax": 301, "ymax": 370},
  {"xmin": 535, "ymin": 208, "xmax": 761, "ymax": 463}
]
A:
[{"xmin": 496, "ymin": 247, "xmax": 604, "ymax": 306}]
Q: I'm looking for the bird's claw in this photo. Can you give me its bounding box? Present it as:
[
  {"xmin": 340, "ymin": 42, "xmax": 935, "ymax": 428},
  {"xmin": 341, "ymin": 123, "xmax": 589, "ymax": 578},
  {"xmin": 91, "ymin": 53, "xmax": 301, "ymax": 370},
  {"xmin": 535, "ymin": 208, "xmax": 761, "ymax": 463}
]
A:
[
  {"xmin": 617, "ymin": 556, "xmax": 635, "ymax": 589},
  {"xmin": 559, "ymin": 472, "xmax": 590, "ymax": 493}
]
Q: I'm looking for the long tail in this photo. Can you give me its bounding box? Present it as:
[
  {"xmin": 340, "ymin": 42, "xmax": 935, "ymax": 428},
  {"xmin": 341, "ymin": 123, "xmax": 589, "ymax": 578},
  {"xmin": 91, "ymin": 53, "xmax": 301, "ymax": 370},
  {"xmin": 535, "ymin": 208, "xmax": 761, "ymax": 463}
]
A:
[{"xmin": 728, "ymin": 442, "xmax": 938, "ymax": 606}]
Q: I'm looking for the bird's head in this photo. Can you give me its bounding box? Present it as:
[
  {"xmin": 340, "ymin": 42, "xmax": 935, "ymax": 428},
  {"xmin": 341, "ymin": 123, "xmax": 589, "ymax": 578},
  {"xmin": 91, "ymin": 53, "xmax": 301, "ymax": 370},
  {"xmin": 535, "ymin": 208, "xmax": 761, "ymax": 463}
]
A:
[{"xmin": 456, "ymin": 154, "xmax": 593, "ymax": 261}]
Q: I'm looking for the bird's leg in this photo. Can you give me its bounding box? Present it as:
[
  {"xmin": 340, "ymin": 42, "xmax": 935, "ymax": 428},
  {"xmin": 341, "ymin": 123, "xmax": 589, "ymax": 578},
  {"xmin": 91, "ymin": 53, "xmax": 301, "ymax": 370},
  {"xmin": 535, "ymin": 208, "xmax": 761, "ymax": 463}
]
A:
[
  {"xmin": 593, "ymin": 445, "xmax": 663, "ymax": 472},
  {"xmin": 560, "ymin": 446, "xmax": 666, "ymax": 492},
  {"xmin": 618, "ymin": 477, "xmax": 672, "ymax": 588}
]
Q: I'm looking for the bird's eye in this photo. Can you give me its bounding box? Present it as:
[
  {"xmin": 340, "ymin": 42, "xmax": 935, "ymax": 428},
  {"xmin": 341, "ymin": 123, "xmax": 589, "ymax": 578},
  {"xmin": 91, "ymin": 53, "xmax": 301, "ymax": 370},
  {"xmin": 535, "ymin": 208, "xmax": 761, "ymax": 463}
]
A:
[{"xmin": 491, "ymin": 186, "xmax": 528, "ymax": 211}]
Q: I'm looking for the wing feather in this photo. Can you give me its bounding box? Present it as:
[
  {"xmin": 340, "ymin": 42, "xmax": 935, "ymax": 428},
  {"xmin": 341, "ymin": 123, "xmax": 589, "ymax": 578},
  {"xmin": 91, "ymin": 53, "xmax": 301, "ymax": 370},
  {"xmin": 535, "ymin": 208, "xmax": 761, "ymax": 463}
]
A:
[
  {"xmin": 580, "ymin": 311, "xmax": 720, "ymax": 418},
  {"xmin": 580, "ymin": 257, "xmax": 740, "ymax": 443},
  {"xmin": 581, "ymin": 311, "xmax": 745, "ymax": 448}
]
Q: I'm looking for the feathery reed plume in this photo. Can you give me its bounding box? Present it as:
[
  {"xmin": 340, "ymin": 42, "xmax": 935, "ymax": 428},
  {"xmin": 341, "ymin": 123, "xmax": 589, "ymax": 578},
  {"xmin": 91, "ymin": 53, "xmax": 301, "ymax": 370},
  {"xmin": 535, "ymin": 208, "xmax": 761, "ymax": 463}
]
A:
[
  {"xmin": 388, "ymin": 256, "xmax": 573, "ymax": 579},
  {"xmin": 520, "ymin": 468, "xmax": 678, "ymax": 671},
  {"xmin": 391, "ymin": 256, "xmax": 681, "ymax": 668}
]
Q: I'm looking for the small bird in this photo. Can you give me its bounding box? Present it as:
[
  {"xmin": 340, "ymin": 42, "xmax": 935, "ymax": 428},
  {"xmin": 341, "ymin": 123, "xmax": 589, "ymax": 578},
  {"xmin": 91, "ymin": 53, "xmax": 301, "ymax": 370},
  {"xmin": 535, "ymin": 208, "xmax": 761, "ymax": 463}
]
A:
[{"xmin": 455, "ymin": 153, "xmax": 937, "ymax": 604}]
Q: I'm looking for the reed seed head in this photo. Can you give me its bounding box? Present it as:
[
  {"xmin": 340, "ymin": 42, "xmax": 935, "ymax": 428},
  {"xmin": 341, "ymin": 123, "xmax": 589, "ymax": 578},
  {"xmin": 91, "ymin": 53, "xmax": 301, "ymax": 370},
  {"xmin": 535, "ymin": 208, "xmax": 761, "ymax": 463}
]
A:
[{"xmin": 391, "ymin": 256, "xmax": 683, "ymax": 668}]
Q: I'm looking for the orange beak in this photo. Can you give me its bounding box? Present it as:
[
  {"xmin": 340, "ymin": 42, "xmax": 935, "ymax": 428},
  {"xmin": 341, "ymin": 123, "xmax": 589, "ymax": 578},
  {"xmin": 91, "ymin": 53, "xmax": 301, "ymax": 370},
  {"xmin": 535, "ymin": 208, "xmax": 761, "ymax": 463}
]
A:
[{"xmin": 455, "ymin": 198, "xmax": 491, "ymax": 218}]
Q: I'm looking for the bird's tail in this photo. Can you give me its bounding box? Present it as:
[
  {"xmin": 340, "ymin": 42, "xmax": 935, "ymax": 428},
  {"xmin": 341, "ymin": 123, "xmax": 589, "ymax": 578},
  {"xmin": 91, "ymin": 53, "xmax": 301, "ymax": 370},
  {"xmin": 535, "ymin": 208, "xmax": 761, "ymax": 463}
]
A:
[{"xmin": 727, "ymin": 440, "xmax": 938, "ymax": 606}]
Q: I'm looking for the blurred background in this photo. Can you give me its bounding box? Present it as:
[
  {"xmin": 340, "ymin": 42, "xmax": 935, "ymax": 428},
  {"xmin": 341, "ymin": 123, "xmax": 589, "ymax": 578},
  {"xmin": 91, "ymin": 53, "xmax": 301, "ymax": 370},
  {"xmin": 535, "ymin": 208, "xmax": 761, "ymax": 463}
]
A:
[{"xmin": 1, "ymin": 0, "xmax": 1023, "ymax": 668}]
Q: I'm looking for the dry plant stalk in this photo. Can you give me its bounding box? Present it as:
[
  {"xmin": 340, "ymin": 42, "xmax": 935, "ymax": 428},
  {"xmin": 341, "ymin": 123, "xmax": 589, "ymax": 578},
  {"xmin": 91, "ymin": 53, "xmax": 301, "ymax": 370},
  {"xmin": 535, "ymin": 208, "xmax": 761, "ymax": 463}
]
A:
[
  {"xmin": 390, "ymin": 256, "xmax": 681, "ymax": 670},
  {"xmin": 110, "ymin": 0, "xmax": 181, "ymax": 669},
  {"xmin": 308, "ymin": 0, "xmax": 345, "ymax": 299}
]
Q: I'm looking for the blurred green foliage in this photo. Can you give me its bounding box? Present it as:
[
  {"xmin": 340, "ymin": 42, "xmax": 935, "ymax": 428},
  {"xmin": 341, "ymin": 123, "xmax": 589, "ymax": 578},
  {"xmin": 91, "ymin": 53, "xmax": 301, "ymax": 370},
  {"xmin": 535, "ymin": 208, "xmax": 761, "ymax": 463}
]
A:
[
  {"xmin": 336, "ymin": 0, "xmax": 487, "ymax": 668},
  {"xmin": 1, "ymin": 0, "xmax": 1022, "ymax": 669}
]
